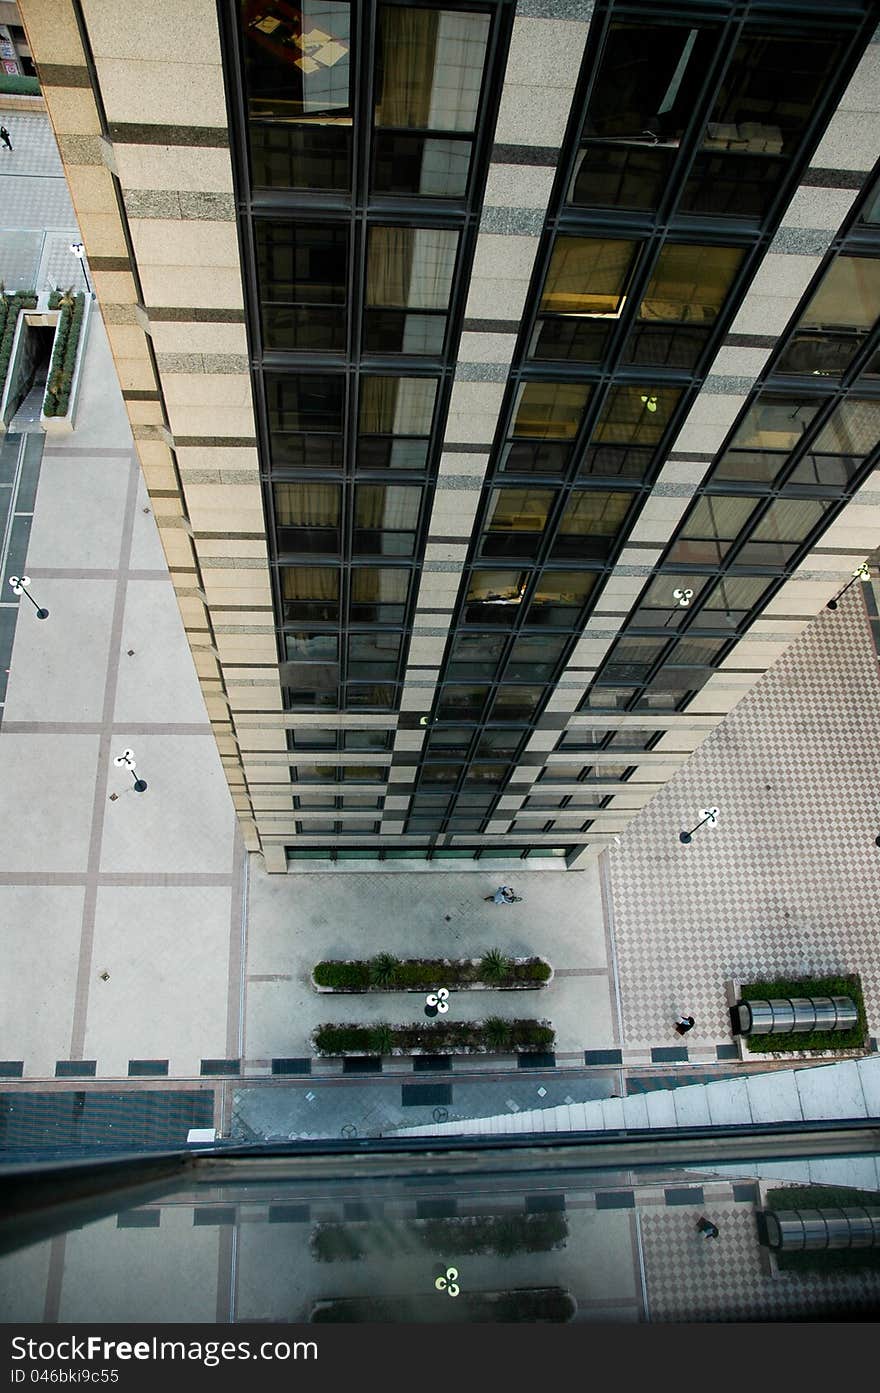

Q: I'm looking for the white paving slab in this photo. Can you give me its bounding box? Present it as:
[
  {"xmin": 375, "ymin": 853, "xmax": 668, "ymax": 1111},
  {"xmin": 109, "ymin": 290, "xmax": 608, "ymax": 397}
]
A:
[
  {"xmin": 746, "ymin": 1068, "xmax": 803, "ymax": 1123},
  {"xmin": 856, "ymin": 1057, "xmax": 880, "ymax": 1116},
  {"xmin": 672, "ymin": 1084, "xmax": 712, "ymax": 1127},
  {"xmin": 795, "ymin": 1060, "xmax": 867, "ymax": 1120},
  {"xmin": 645, "ymin": 1090, "xmax": 677, "ymax": 1127},
  {"xmin": 621, "ymin": 1094, "xmax": 649, "ymax": 1129},
  {"xmin": 601, "ymin": 1096, "xmax": 626, "ymax": 1129},
  {"xmin": 705, "ymin": 1077, "xmax": 753, "ymax": 1126}
]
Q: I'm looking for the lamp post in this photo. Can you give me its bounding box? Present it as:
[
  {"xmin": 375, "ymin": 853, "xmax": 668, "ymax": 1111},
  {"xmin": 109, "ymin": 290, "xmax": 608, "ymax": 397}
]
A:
[
  {"xmin": 8, "ymin": 575, "xmax": 48, "ymax": 619},
  {"xmin": 679, "ymin": 807, "xmax": 718, "ymax": 844},
  {"xmin": 827, "ymin": 562, "xmax": 870, "ymax": 610},
  {"xmin": 424, "ymin": 987, "xmax": 450, "ymax": 1019},
  {"xmin": 113, "ymin": 748, "xmax": 147, "ymax": 793},
  {"xmin": 68, "ymin": 242, "xmax": 91, "ymax": 295}
]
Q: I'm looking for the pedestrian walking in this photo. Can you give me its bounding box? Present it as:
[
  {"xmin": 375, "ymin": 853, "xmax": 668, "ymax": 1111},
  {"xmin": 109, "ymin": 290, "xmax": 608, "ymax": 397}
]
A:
[
  {"xmin": 696, "ymin": 1216, "xmax": 719, "ymax": 1240},
  {"xmin": 484, "ymin": 885, "xmax": 518, "ymax": 905},
  {"xmin": 0, "ymin": 126, "xmax": 12, "ymax": 152},
  {"xmin": 674, "ymin": 1013, "xmax": 695, "ymax": 1036}
]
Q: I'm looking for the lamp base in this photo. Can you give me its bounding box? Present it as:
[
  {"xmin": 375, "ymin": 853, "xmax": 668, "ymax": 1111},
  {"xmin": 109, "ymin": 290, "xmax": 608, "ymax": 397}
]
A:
[
  {"xmin": 133, "ymin": 779, "xmax": 147, "ymax": 793},
  {"xmin": 679, "ymin": 831, "xmax": 692, "ymax": 844},
  {"xmin": 36, "ymin": 609, "xmax": 49, "ymax": 619},
  {"xmin": 826, "ymin": 599, "xmax": 838, "ymax": 610}
]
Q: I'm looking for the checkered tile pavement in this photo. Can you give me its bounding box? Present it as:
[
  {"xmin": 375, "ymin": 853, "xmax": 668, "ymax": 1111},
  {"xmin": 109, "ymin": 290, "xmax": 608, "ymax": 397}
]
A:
[
  {"xmin": 641, "ymin": 1203, "xmax": 880, "ymax": 1320},
  {"xmin": 609, "ymin": 585, "xmax": 880, "ymax": 1048}
]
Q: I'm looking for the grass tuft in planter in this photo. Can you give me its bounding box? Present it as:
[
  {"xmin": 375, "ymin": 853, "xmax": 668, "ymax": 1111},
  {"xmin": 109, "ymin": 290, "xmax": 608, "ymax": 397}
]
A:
[
  {"xmin": 480, "ymin": 947, "xmax": 511, "ymax": 982},
  {"xmin": 312, "ymin": 954, "xmax": 551, "ymax": 992},
  {"xmin": 43, "ymin": 289, "xmax": 85, "ymax": 418},
  {"xmin": 369, "ymin": 952, "xmax": 399, "ymax": 988}
]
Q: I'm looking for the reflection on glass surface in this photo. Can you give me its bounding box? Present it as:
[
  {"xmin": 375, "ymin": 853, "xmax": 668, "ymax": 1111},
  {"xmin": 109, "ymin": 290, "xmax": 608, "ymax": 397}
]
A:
[
  {"xmin": 776, "ymin": 257, "xmax": 880, "ymax": 376},
  {"xmin": 625, "ymin": 244, "xmax": 744, "ymax": 367},
  {"xmin": 240, "ymin": 0, "xmax": 353, "ymax": 190},
  {"xmin": 512, "ymin": 382, "xmax": 592, "ymax": 441},
  {"xmin": 667, "ymin": 494, "xmax": 761, "ymax": 566},
  {"xmin": 365, "ymin": 226, "xmax": 458, "ymax": 353},
  {"xmin": 714, "ymin": 397, "xmax": 819, "ymax": 483},
  {"xmin": 275, "ymin": 481, "xmax": 341, "ymax": 552}
]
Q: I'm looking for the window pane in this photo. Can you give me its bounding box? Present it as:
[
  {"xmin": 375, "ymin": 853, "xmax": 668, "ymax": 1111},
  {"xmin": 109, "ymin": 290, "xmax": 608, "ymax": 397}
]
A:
[
  {"xmin": 350, "ymin": 567, "xmax": 410, "ymax": 622},
  {"xmin": 552, "ymin": 489, "xmax": 632, "ymax": 559},
  {"xmin": 667, "ymin": 494, "xmax": 760, "ymax": 565},
  {"xmin": 275, "ymin": 482, "xmax": 341, "ymax": 554},
  {"xmin": 345, "ymin": 684, "xmax": 397, "ymax": 709},
  {"xmin": 578, "ymin": 444, "xmax": 655, "ymax": 480},
  {"xmin": 348, "ymin": 632, "xmax": 402, "ymax": 675},
  {"xmin": 240, "ymin": 0, "xmax": 353, "ymax": 192},
  {"xmin": 281, "ymin": 566, "xmax": 339, "ymax": 621},
  {"xmin": 476, "ymin": 728, "xmax": 526, "ymax": 754},
  {"xmin": 372, "ymin": 132, "xmax": 471, "ymax": 196},
  {"xmin": 512, "ymin": 383, "xmax": 591, "ymax": 440},
  {"xmin": 626, "ymin": 243, "xmax": 744, "ymax": 365},
  {"xmin": 353, "ymin": 484, "xmax": 422, "ymax": 557},
  {"xmin": 436, "ymin": 685, "xmax": 489, "ymax": 720},
  {"xmin": 529, "ymin": 315, "xmax": 612, "ymax": 365},
  {"xmin": 703, "ymin": 31, "xmax": 841, "ymax": 159},
  {"xmin": 602, "ymin": 635, "xmax": 668, "ymax": 681},
  {"xmin": 465, "ymin": 763, "xmax": 507, "ymax": 786},
  {"xmin": 285, "ymin": 632, "xmax": 338, "ymax": 661},
  {"xmin": 500, "ymin": 441, "xmax": 573, "ymax": 474},
  {"xmin": 255, "ymin": 222, "xmax": 348, "ymax": 351},
  {"xmin": 360, "ymin": 377, "xmax": 437, "ymax": 435},
  {"xmin": 363, "ymin": 310, "xmax": 446, "ymax": 355},
  {"xmin": 342, "ymin": 765, "xmax": 386, "ymax": 781},
  {"xmin": 737, "ymin": 497, "xmax": 832, "ymax": 564},
  {"xmin": 591, "ymin": 385, "xmax": 681, "ymax": 445},
  {"xmin": 344, "ymin": 730, "xmax": 391, "ymax": 750},
  {"xmin": 481, "ymin": 487, "xmax": 554, "ymax": 558},
  {"xmin": 669, "ymin": 635, "xmax": 727, "ymax": 665},
  {"xmin": 694, "ymin": 574, "xmax": 776, "ymax": 627},
  {"xmin": 582, "ymin": 21, "xmax": 716, "ymax": 142},
  {"xmin": 630, "ymin": 573, "xmax": 710, "ymax": 626},
  {"xmin": 681, "ymin": 151, "xmax": 785, "ymax": 219},
  {"xmin": 540, "ymin": 237, "xmax": 637, "ymax": 316},
  {"xmin": 288, "ymin": 727, "xmax": 337, "ymax": 749},
  {"xmin": 569, "ymin": 144, "xmax": 675, "ymax": 212},
  {"xmin": 507, "ymin": 633, "xmax": 567, "ymax": 679},
  {"xmin": 492, "ymin": 686, "xmax": 543, "ymax": 719},
  {"xmin": 375, "ymin": 7, "xmax": 490, "ymax": 132},
  {"xmin": 465, "ymin": 570, "xmax": 528, "ymax": 624},
  {"xmin": 367, "ymin": 227, "xmax": 458, "ymax": 309},
  {"xmin": 268, "ymin": 375, "xmax": 344, "ymax": 468},
  {"xmin": 714, "ymin": 398, "xmax": 818, "ymax": 482},
  {"xmin": 811, "ymin": 399, "xmax": 880, "ymax": 461},
  {"xmin": 529, "ymin": 570, "xmax": 597, "ymax": 623},
  {"xmin": 293, "ymin": 764, "xmax": 336, "ymax": 782}
]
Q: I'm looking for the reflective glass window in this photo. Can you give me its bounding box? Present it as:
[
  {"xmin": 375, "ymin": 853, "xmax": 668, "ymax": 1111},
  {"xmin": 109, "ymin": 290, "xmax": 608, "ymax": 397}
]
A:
[
  {"xmin": 629, "ymin": 572, "xmax": 710, "ymax": 628},
  {"xmin": 667, "ymin": 494, "xmax": 761, "ymax": 566},
  {"xmin": 347, "ymin": 632, "xmax": 403, "ymax": 680},
  {"xmin": 267, "ymin": 374, "xmax": 344, "ymax": 469},
  {"xmin": 713, "ymin": 398, "xmax": 819, "ymax": 483},
  {"xmin": 274, "ymin": 482, "xmax": 341, "ymax": 554},
  {"xmin": 692, "ymin": 574, "xmax": 777, "ymax": 629},
  {"xmin": 736, "ymin": 497, "xmax": 833, "ymax": 565},
  {"xmin": 364, "ymin": 226, "xmax": 458, "ymax": 353},
  {"xmin": 491, "ymin": 686, "xmax": 544, "ymax": 720},
  {"xmin": 281, "ymin": 566, "xmax": 339, "ymax": 621},
  {"xmin": 528, "ymin": 570, "xmax": 597, "ymax": 625},
  {"xmin": 436, "ymin": 685, "xmax": 489, "ymax": 721},
  {"xmin": 506, "ymin": 633, "xmax": 567, "ymax": 680},
  {"xmin": 255, "ymin": 222, "xmax": 348, "ymax": 351},
  {"xmin": 353, "ymin": 484, "xmax": 422, "ymax": 557},
  {"xmin": 625, "ymin": 244, "xmax": 744, "ymax": 368},
  {"xmin": 465, "ymin": 570, "xmax": 529, "ymax": 624},
  {"xmin": 776, "ymin": 257, "xmax": 880, "ymax": 376},
  {"xmin": 240, "ymin": 0, "xmax": 353, "ymax": 192},
  {"xmin": 531, "ymin": 237, "xmax": 638, "ymax": 364},
  {"xmin": 481, "ymin": 487, "xmax": 555, "ymax": 559},
  {"xmin": 350, "ymin": 567, "xmax": 410, "ymax": 622},
  {"xmin": 600, "ymin": 636, "xmax": 669, "ymax": 682},
  {"xmin": 552, "ymin": 489, "xmax": 632, "ymax": 560},
  {"xmin": 511, "ymin": 382, "xmax": 592, "ymax": 444},
  {"xmin": 358, "ymin": 377, "xmax": 437, "ymax": 469}
]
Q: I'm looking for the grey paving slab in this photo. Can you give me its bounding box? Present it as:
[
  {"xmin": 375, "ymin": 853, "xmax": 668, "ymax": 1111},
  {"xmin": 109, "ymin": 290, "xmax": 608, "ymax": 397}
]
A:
[
  {"xmin": 0, "ymin": 886, "xmax": 84, "ymax": 1075},
  {"xmin": 0, "ymin": 734, "xmax": 98, "ymax": 871},
  {"xmin": 85, "ymin": 886, "xmax": 236, "ymax": 1076},
  {"xmin": 98, "ymin": 733, "xmax": 236, "ymax": 875},
  {"xmin": 4, "ymin": 579, "xmax": 115, "ymax": 721},
  {"xmin": 620, "ymin": 1093, "xmax": 649, "ymax": 1129},
  {"xmin": 113, "ymin": 582, "xmax": 210, "ymax": 724},
  {"xmin": 644, "ymin": 1089, "xmax": 677, "ymax": 1128},
  {"xmin": 806, "ymin": 1155, "xmax": 880, "ymax": 1191},
  {"xmin": 27, "ymin": 455, "xmax": 132, "ymax": 570},
  {"xmin": 130, "ymin": 476, "xmax": 173, "ymax": 571}
]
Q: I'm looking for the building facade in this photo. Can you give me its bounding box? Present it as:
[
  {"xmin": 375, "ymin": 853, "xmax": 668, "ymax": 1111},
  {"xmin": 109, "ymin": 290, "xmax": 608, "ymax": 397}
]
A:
[{"xmin": 17, "ymin": 0, "xmax": 880, "ymax": 871}]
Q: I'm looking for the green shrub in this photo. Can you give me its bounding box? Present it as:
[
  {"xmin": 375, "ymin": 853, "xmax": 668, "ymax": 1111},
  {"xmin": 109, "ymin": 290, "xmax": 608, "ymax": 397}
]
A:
[
  {"xmin": 484, "ymin": 1016, "xmax": 512, "ymax": 1049},
  {"xmin": 368, "ymin": 1023, "xmax": 394, "ymax": 1055},
  {"xmin": 480, "ymin": 948, "xmax": 510, "ymax": 982},
  {"xmin": 739, "ymin": 973, "xmax": 867, "ymax": 1052},
  {"xmin": 0, "ymin": 292, "xmax": 38, "ymax": 388},
  {"xmin": 311, "ymin": 1212, "xmax": 568, "ymax": 1262},
  {"xmin": 43, "ymin": 291, "xmax": 85, "ymax": 418},
  {"xmin": 313, "ymin": 961, "xmax": 370, "ymax": 989},
  {"xmin": 369, "ymin": 952, "xmax": 400, "ymax": 988},
  {"xmin": 311, "ymin": 1018, "xmax": 556, "ymax": 1056}
]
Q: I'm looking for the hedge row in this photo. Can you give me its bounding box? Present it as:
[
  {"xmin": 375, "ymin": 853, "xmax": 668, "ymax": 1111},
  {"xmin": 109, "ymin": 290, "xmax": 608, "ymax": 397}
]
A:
[
  {"xmin": 0, "ymin": 291, "xmax": 38, "ymax": 390},
  {"xmin": 740, "ymin": 973, "xmax": 867, "ymax": 1052},
  {"xmin": 313, "ymin": 1288, "xmax": 576, "ymax": 1323},
  {"xmin": 43, "ymin": 291, "xmax": 85, "ymax": 417},
  {"xmin": 312, "ymin": 1018, "xmax": 555, "ymax": 1055},
  {"xmin": 313, "ymin": 953, "xmax": 551, "ymax": 991},
  {"xmin": 312, "ymin": 1212, "xmax": 569, "ymax": 1262}
]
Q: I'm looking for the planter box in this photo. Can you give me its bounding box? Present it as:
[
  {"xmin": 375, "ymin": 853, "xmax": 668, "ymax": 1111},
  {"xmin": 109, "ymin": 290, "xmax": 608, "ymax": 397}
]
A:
[
  {"xmin": 312, "ymin": 1018, "xmax": 555, "ymax": 1057},
  {"xmin": 41, "ymin": 294, "xmax": 92, "ymax": 434},
  {"xmin": 312, "ymin": 956, "xmax": 553, "ymax": 993}
]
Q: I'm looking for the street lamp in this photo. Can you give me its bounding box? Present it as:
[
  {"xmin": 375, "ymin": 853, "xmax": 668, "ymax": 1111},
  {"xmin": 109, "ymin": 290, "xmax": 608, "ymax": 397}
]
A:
[
  {"xmin": 424, "ymin": 988, "xmax": 450, "ymax": 1019},
  {"xmin": 8, "ymin": 575, "xmax": 48, "ymax": 619},
  {"xmin": 827, "ymin": 562, "xmax": 870, "ymax": 610},
  {"xmin": 113, "ymin": 748, "xmax": 147, "ymax": 793},
  {"xmin": 679, "ymin": 807, "xmax": 719, "ymax": 845},
  {"xmin": 69, "ymin": 242, "xmax": 91, "ymax": 295}
]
